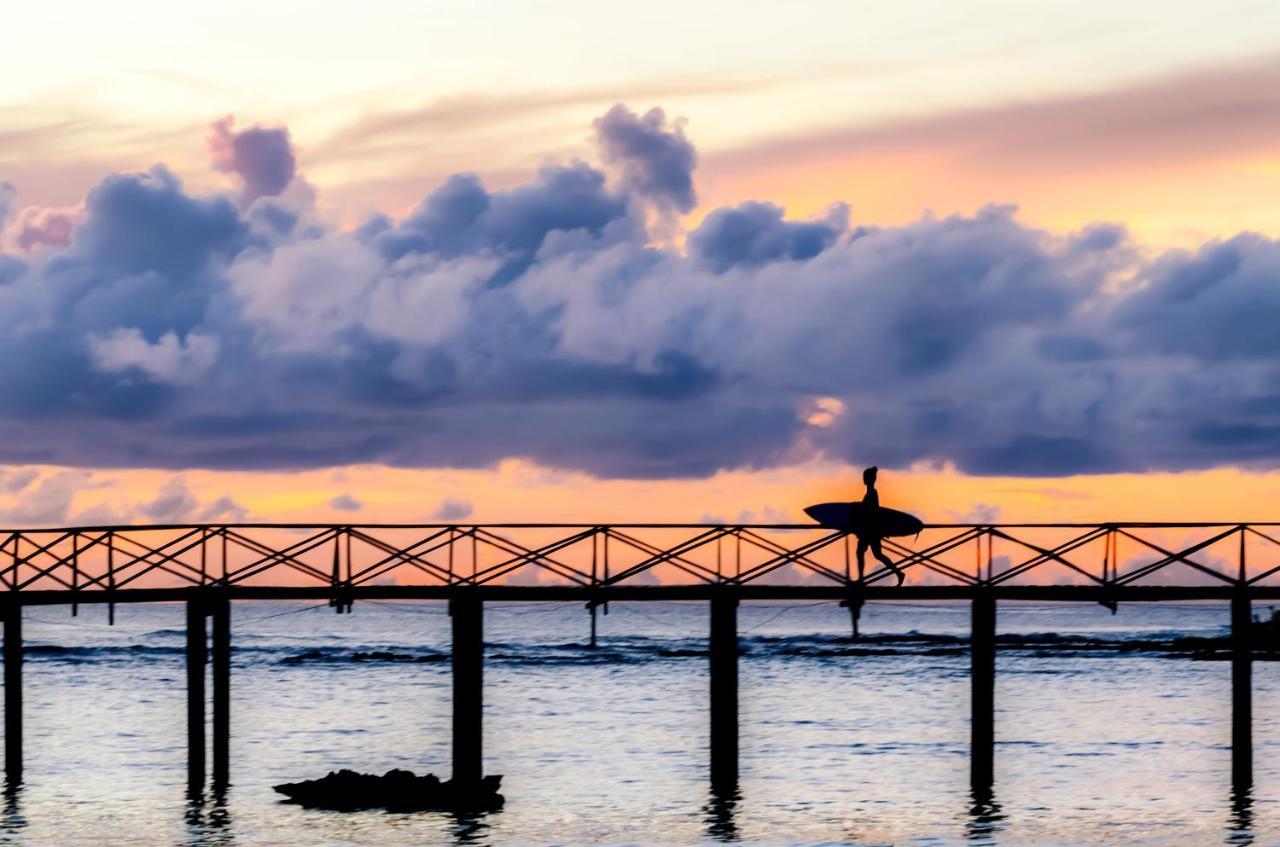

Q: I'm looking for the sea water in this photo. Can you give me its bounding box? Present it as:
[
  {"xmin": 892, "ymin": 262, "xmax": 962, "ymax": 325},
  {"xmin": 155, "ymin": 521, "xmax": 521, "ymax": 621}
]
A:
[{"xmin": 0, "ymin": 599, "xmax": 1274, "ymax": 846}]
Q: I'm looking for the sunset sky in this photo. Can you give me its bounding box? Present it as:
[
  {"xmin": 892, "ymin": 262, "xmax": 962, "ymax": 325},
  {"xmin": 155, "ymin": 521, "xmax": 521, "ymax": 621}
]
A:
[{"xmin": 3, "ymin": 1, "xmax": 1280, "ymax": 530}]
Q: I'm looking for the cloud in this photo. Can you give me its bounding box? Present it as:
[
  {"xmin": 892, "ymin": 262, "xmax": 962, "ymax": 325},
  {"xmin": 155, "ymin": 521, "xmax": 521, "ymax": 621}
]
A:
[
  {"xmin": 208, "ymin": 116, "xmax": 297, "ymax": 204},
  {"xmin": 431, "ymin": 497, "xmax": 473, "ymax": 521},
  {"xmin": 3, "ymin": 106, "xmax": 1280, "ymax": 480},
  {"xmin": 948, "ymin": 503, "xmax": 1002, "ymax": 524},
  {"xmin": 140, "ymin": 476, "xmax": 199, "ymax": 522},
  {"xmin": 689, "ymin": 201, "xmax": 847, "ymax": 272},
  {"xmin": 0, "ymin": 468, "xmax": 38, "ymax": 493},
  {"xmin": 309, "ymin": 74, "xmax": 800, "ymax": 166},
  {"xmin": 0, "ymin": 471, "xmax": 95, "ymax": 525},
  {"xmin": 196, "ymin": 495, "xmax": 248, "ymax": 522},
  {"xmin": 90, "ymin": 329, "xmax": 219, "ymax": 385},
  {"xmin": 0, "ymin": 470, "xmax": 247, "ymax": 527},
  {"xmin": 132, "ymin": 476, "xmax": 247, "ymax": 524},
  {"xmin": 0, "ymin": 182, "xmax": 14, "ymax": 230},
  {"xmin": 710, "ymin": 55, "xmax": 1280, "ymax": 178},
  {"xmin": 8, "ymin": 206, "xmax": 77, "ymax": 252},
  {"xmin": 593, "ymin": 104, "xmax": 696, "ymax": 217},
  {"xmin": 330, "ymin": 493, "xmax": 363, "ymax": 512}
]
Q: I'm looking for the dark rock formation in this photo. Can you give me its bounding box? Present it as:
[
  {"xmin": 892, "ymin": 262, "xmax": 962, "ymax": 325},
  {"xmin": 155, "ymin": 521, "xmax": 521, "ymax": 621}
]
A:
[{"xmin": 274, "ymin": 769, "xmax": 503, "ymax": 812}]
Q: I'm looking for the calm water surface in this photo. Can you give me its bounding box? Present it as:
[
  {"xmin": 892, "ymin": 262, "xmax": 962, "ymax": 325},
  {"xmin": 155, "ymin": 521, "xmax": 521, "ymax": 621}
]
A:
[{"xmin": 1, "ymin": 599, "xmax": 1275, "ymax": 846}]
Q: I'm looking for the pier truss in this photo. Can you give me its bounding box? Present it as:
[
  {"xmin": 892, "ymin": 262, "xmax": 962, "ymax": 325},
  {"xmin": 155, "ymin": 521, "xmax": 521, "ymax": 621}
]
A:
[
  {"xmin": 0, "ymin": 521, "xmax": 1278, "ymax": 603},
  {"xmin": 0, "ymin": 520, "xmax": 1274, "ymax": 796}
]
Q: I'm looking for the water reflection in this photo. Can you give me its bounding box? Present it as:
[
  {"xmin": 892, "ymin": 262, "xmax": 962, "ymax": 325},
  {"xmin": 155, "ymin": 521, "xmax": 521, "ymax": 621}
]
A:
[
  {"xmin": 966, "ymin": 785, "xmax": 1005, "ymax": 845},
  {"xmin": 0, "ymin": 785, "xmax": 25, "ymax": 834},
  {"xmin": 704, "ymin": 783, "xmax": 741, "ymax": 842},
  {"xmin": 1227, "ymin": 785, "xmax": 1254, "ymax": 846},
  {"xmin": 449, "ymin": 810, "xmax": 495, "ymax": 845},
  {"xmin": 184, "ymin": 790, "xmax": 234, "ymax": 847}
]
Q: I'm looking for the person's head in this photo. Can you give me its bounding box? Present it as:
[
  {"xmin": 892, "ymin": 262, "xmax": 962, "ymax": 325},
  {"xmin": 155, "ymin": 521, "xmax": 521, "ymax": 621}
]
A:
[{"xmin": 862, "ymin": 466, "xmax": 878, "ymax": 485}]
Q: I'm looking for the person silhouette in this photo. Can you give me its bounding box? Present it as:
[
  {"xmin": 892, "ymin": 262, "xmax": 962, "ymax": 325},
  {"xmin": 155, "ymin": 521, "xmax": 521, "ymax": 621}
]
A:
[{"xmin": 855, "ymin": 466, "xmax": 905, "ymax": 586}]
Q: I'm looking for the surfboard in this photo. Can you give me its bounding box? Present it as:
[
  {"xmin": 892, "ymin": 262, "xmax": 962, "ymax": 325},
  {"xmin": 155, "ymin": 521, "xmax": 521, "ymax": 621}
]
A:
[{"xmin": 803, "ymin": 502, "xmax": 925, "ymax": 538}]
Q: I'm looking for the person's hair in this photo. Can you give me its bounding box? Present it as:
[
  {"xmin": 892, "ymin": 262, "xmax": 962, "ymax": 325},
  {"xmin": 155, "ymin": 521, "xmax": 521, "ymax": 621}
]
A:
[{"xmin": 862, "ymin": 466, "xmax": 878, "ymax": 484}]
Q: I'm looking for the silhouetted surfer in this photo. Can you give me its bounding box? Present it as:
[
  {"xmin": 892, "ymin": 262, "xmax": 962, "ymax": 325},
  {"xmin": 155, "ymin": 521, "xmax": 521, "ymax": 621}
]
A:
[{"xmin": 856, "ymin": 466, "xmax": 905, "ymax": 586}]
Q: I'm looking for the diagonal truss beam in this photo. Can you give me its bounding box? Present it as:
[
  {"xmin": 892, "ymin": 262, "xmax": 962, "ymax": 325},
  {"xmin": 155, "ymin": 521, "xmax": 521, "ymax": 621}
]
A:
[{"xmin": 0, "ymin": 521, "xmax": 1271, "ymax": 596}]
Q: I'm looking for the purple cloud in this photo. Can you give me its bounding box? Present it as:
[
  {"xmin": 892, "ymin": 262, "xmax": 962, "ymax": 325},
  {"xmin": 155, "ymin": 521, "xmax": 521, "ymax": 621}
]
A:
[
  {"xmin": 593, "ymin": 104, "xmax": 696, "ymax": 216},
  {"xmin": 12, "ymin": 207, "xmax": 77, "ymax": 252},
  {"xmin": 0, "ymin": 106, "xmax": 1279, "ymax": 479},
  {"xmin": 208, "ymin": 116, "xmax": 297, "ymax": 204}
]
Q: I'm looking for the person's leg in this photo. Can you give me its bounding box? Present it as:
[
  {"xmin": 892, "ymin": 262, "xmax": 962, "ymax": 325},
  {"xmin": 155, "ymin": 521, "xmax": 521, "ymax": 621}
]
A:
[
  {"xmin": 856, "ymin": 537, "xmax": 869, "ymax": 582},
  {"xmin": 871, "ymin": 537, "xmax": 904, "ymax": 586}
]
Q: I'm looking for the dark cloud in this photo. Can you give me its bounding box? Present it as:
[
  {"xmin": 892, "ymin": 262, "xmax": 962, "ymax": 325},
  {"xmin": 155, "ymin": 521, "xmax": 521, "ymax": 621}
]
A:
[
  {"xmin": 593, "ymin": 104, "xmax": 696, "ymax": 216},
  {"xmin": 364, "ymin": 165, "xmax": 634, "ymax": 284},
  {"xmin": 2, "ymin": 106, "xmax": 1280, "ymax": 479},
  {"xmin": 689, "ymin": 201, "xmax": 847, "ymax": 272},
  {"xmin": 208, "ymin": 116, "xmax": 297, "ymax": 205}
]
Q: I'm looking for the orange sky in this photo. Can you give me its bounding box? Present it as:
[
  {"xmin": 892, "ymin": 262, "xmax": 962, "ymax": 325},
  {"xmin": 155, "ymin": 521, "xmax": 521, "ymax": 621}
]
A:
[{"xmin": 7, "ymin": 460, "xmax": 1280, "ymax": 528}]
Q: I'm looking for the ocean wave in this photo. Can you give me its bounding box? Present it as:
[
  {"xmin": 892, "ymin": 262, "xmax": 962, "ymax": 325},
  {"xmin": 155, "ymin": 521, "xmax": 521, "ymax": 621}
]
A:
[
  {"xmin": 17, "ymin": 630, "xmax": 1272, "ymax": 668},
  {"xmin": 281, "ymin": 648, "xmax": 450, "ymax": 665}
]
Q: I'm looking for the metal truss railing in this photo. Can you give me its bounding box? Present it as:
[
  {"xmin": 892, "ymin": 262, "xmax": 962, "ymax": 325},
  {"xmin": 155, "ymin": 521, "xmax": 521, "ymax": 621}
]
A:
[{"xmin": 0, "ymin": 522, "xmax": 1277, "ymax": 597}]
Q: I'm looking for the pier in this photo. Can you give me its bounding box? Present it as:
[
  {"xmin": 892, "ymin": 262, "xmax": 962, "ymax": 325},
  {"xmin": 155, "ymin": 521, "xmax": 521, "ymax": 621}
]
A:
[{"xmin": 0, "ymin": 520, "xmax": 1275, "ymax": 796}]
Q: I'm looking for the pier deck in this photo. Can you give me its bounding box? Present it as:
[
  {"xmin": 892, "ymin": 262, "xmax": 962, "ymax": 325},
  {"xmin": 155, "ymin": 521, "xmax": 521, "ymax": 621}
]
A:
[{"xmin": 0, "ymin": 520, "xmax": 1274, "ymax": 795}]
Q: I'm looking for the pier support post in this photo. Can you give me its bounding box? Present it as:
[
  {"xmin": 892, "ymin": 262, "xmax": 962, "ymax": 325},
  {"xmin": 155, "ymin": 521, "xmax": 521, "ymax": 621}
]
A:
[
  {"xmin": 210, "ymin": 597, "xmax": 231, "ymax": 790},
  {"xmin": 709, "ymin": 592, "xmax": 738, "ymax": 790},
  {"xmin": 3, "ymin": 604, "xmax": 20, "ymax": 788},
  {"xmin": 971, "ymin": 592, "xmax": 996, "ymax": 789},
  {"xmin": 840, "ymin": 593, "xmax": 864, "ymax": 640},
  {"xmin": 186, "ymin": 599, "xmax": 207, "ymax": 792},
  {"xmin": 1232, "ymin": 591, "xmax": 1252, "ymax": 789},
  {"xmin": 451, "ymin": 594, "xmax": 484, "ymax": 784}
]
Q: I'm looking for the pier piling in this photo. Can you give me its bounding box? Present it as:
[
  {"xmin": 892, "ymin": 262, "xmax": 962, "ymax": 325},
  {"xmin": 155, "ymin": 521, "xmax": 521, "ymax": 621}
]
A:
[
  {"xmin": 1232, "ymin": 591, "xmax": 1252, "ymax": 788},
  {"xmin": 971, "ymin": 593, "xmax": 996, "ymax": 789},
  {"xmin": 210, "ymin": 597, "xmax": 231, "ymax": 790},
  {"xmin": 186, "ymin": 599, "xmax": 207, "ymax": 792},
  {"xmin": 709, "ymin": 593, "xmax": 739, "ymax": 790},
  {"xmin": 451, "ymin": 594, "xmax": 484, "ymax": 784},
  {"xmin": 3, "ymin": 604, "xmax": 20, "ymax": 788}
]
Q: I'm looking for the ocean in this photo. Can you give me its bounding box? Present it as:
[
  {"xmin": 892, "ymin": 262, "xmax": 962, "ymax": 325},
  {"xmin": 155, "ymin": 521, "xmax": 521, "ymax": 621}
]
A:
[{"xmin": 0, "ymin": 599, "xmax": 1274, "ymax": 846}]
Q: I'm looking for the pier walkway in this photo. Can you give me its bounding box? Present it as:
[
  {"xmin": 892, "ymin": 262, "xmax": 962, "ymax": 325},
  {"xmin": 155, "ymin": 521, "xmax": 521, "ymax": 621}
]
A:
[{"xmin": 0, "ymin": 520, "xmax": 1275, "ymax": 795}]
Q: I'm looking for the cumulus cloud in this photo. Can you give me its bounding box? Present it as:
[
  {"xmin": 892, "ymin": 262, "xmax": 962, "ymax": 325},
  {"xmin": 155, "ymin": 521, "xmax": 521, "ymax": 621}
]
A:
[
  {"xmin": 133, "ymin": 476, "xmax": 247, "ymax": 524},
  {"xmin": 0, "ymin": 470, "xmax": 247, "ymax": 527},
  {"xmin": 90, "ymin": 329, "xmax": 219, "ymax": 385},
  {"xmin": 8, "ymin": 206, "xmax": 77, "ymax": 252},
  {"xmin": 140, "ymin": 476, "xmax": 199, "ymax": 522},
  {"xmin": 0, "ymin": 471, "xmax": 96, "ymax": 525},
  {"xmin": 593, "ymin": 104, "xmax": 696, "ymax": 217},
  {"xmin": 208, "ymin": 116, "xmax": 297, "ymax": 205},
  {"xmin": 689, "ymin": 201, "xmax": 848, "ymax": 272},
  {"xmin": 0, "ymin": 106, "xmax": 1279, "ymax": 479},
  {"xmin": 431, "ymin": 497, "xmax": 473, "ymax": 521},
  {"xmin": 197, "ymin": 495, "xmax": 248, "ymax": 522}
]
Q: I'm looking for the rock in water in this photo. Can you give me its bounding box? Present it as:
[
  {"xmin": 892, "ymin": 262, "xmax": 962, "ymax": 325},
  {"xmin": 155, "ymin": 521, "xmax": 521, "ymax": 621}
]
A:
[{"xmin": 273, "ymin": 769, "xmax": 504, "ymax": 812}]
